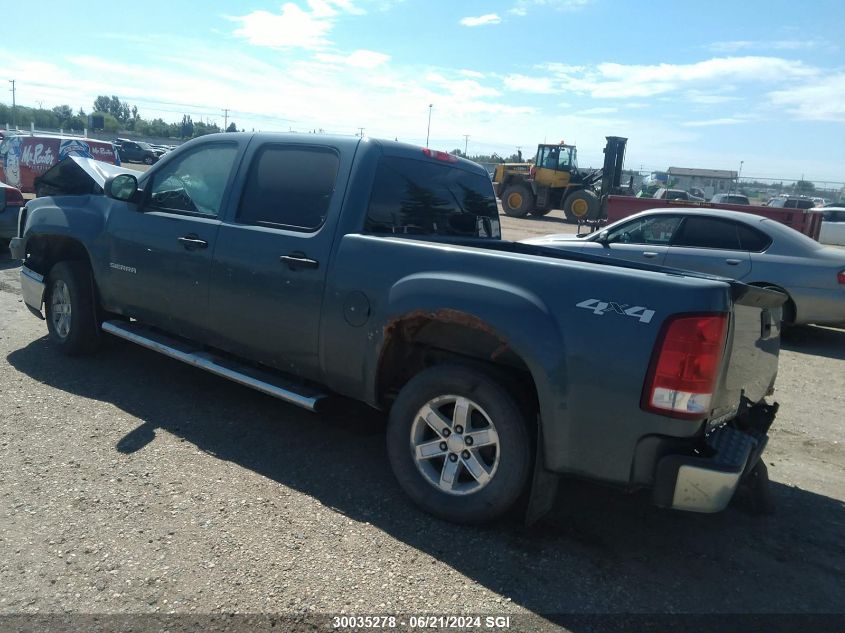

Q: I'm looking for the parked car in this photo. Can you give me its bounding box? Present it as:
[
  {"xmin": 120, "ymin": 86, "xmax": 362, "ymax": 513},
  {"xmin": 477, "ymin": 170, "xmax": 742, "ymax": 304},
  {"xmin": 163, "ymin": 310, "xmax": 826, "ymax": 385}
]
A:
[
  {"xmin": 653, "ymin": 188, "xmax": 703, "ymax": 201},
  {"xmin": 766, "ymin": 196, "xmax": 815, "ymax": 209},
  {"xmin": 0, "ymin": 181, "xmax": 24, "ymax": 242},
  {"xmin": 819, "ymin": 207, "xmax": 845, "ymax": 247},
  {"xmin": 0, "ymin": 133, "xmax": 120, "ymax": 193},
  {"xmin": 114, "ymin": 138, "xmax": 163, "ymax": 165},
  {"xmin": 711, "ymin": 193, "xmax": 751, "ymax": 206},
  {"xmin": 523, "ymin": 208, "xmax": 845, "ymax": 327},
  {"xmin": 10, "ymin": 133, "xmax": 784, "ymax": 524}
]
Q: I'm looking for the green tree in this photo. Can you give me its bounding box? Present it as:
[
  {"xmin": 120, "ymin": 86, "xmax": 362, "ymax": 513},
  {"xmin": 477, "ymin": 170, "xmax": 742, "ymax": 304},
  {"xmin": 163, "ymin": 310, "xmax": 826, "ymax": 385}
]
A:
[
  {"xmin": 795, "ymin": 180, "xmax": 815, "ymax": 194},
  {"xmin": 93, "ymin": 95, "xmax": 111, "ymax": 113},
  {"xmin": 180, "ymin": 114, "xmax": 194, "ymax": 138},
  {"xmin": 226, "ymin": 122, "xmax": 238, "ymax": 132}
]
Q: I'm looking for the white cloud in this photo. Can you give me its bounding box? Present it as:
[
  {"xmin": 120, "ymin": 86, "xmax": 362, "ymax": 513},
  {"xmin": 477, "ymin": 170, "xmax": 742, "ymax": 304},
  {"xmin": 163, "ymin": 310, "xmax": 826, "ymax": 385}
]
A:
[
  {"xmin": 459, "ymin": 69, "xmax": 485, "ymax": 79},
  {"xmin": 509, "ymin": 0, "xmax": 591, "ymax": 16},
  {"xmin": 315, "ymin": 49, "xmax": 390, "ymax": 68},
  {"xmin": 768, "ymin": 73, "xmax": 845, "ymax": 121},
  {"xmin": 503, "ymin": 74, "xmax": 557, "ymax": 93},
  {"xmin": 709, "ymin": 39, "xmax": 835, "ymax": 53},
  {"xmin": 230, "ymin": 0, "xmax": 364, "ymax": 50},
  {"xmin": 682, "ymin": 118, "xmax": 746, "ymax": 127},
  {"xmin": 538, "ymin": 56, "xmax": 818, "ymax": 99},
  {"xmin": 578, "ymin": 106, "xmax": 618, "ymax": 115},
  {"xmin": 684, "ymin": 91, "xmax": 741, "ymax": 104},
  {"xmin": 459, "ymin": 14, "xmax": 501, "ymax": 27}
]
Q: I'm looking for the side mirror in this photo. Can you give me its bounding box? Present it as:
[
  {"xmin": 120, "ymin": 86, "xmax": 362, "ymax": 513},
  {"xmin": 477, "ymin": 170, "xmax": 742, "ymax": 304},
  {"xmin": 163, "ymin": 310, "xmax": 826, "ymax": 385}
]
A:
[
  {"xmin": 596, "ymin": 231, "xmax": 611, "ymax": 245},
  {"xmin": 105, "ymin": 174, "xmax": 139, "ymax": 202}
]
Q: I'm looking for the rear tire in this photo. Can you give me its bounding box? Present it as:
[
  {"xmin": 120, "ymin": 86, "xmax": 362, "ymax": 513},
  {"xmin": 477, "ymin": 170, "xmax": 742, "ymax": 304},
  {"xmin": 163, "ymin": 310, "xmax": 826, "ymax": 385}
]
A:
[
  {"xmin": 45, "ymin": 261, "xmax": 101, "ymax": 356},
  {"xmin": 143, "ymin": 156, "xmax": 154, "ymax": 165},
  {"xmin": 501, "ymin": 184, "xmax": 534, "ymax": 217},
  {"xmin": 387, "ymin": 365, "xmax": 531, "ymax": 524},
  {"xmin": 563, "ymin": 190, "xmax": 599, "ymax": 223}
]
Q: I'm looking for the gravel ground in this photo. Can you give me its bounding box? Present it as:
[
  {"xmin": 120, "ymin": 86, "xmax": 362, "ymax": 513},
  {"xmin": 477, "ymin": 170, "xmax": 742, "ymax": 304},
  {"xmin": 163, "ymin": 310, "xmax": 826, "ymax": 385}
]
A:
[{"xmin": 1, "ymin": 212, "xmax": 843, "ymax": 631}]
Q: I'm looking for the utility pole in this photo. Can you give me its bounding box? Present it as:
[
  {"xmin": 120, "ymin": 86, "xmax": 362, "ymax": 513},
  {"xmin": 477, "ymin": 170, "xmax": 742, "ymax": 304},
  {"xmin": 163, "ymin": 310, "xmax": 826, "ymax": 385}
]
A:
[
  {"xmin": 223, "ymin": 108, "xmax": 229, "ymax": 130},
  {"xmin": 463, "ymin": 134, "xmax": 470, "ymax": 156},
  {"xmin": 9, "ymin": 79, "xmax": 16, "ymax": 128},
  {"xmin": 426, "ymin": 104, "xmax": 433, "ymax": 147},
  {"xmin": 357, "ymin": 127, "xmax": 365, "ymax": 138}
]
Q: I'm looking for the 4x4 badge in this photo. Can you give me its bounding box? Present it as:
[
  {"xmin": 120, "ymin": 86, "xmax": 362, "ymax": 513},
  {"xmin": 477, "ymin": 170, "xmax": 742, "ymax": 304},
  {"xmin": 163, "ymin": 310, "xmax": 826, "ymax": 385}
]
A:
[{"xmin": 575, "ymin": 298, "xmax": 655, "ymax": 324}]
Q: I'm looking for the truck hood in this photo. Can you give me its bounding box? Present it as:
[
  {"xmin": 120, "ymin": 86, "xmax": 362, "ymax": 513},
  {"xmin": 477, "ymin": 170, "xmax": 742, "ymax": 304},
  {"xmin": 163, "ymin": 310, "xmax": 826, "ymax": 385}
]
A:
[{"xmin": 35, "ymin": 156, "xmax": 142, "ymax": 197}]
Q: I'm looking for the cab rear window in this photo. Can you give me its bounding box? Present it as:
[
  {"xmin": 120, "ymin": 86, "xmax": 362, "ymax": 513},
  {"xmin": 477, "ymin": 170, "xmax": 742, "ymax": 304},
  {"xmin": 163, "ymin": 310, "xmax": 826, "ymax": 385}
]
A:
[{"xmin": 365, "ymin": 157, "xmax": 500, "ymax": 238}]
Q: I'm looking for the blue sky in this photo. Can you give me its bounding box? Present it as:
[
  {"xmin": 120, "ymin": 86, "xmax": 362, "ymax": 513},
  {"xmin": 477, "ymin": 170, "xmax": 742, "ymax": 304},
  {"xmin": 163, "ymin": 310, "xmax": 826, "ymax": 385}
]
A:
[{"xmin": 2, "ymin": 0, "xmax": 843, "ymax": 181}]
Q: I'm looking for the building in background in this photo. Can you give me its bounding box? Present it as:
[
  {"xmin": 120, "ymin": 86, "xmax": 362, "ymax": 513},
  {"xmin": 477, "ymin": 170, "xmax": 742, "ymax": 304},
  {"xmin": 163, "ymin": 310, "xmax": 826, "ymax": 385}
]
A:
[{"xmin": 667, "ymin": 167, "xmax": 737, "ymax": 199}]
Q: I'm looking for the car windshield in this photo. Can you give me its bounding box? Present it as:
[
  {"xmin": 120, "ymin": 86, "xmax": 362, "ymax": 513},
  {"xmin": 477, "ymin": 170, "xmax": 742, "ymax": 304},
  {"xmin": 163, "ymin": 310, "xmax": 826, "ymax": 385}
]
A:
[{"xmin": 137, "ymin": 142, "xmax": 154, "ymax": 150}]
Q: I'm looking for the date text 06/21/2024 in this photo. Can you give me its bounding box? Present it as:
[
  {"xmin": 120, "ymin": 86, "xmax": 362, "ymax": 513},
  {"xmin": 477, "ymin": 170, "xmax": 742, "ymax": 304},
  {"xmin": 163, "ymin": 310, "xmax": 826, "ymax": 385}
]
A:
[{"xmin": 331, "ymin": 615, "xmax": 512, "ymax": 629}]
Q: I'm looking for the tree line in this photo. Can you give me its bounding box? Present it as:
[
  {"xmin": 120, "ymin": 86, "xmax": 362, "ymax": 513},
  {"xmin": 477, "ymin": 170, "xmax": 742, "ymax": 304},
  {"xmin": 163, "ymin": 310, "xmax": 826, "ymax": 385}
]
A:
[{"xmin": 0, "ymin": 95, "xmax": 239, "ymax": 139}]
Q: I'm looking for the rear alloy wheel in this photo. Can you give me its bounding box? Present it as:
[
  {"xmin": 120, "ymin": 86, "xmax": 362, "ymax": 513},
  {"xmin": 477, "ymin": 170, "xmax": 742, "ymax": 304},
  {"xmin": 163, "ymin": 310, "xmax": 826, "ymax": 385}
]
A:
[
  {"xmin": 501, "ymin": 184, "xmax": 534, "ymax": 217},
  {"xmin": 143, "ymin": 155, "xmax": 154, "ymax": 165},
  {"xmin": 563, "ymin": 189, "xmax": 599, "ymax": 223},
  {"xmin": 387, "ymin": 365, "xmax": 531, "ymax": 524}
]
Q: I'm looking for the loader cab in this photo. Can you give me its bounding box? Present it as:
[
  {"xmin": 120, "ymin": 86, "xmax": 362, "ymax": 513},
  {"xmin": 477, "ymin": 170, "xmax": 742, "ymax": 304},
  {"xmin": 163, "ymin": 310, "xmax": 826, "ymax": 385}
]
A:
[
  {"xmin": 537, "ymin": 144, "xmax": 577, "ymax": 172},
  {"xmin": 534, "ymin": 144, "xmax": 577, "ymax": 189}
]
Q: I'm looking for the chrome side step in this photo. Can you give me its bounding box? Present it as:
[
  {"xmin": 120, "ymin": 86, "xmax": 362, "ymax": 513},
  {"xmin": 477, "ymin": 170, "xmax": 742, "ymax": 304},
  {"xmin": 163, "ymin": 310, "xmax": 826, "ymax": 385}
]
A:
[{"xmin": 101, "ymin": 320, "xmax": 326, "ymax": 411}]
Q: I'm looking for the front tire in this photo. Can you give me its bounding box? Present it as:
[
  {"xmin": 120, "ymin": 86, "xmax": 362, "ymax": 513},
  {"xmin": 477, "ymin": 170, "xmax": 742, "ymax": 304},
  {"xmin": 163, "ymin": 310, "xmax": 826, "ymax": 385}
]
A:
[
  {"xmin": 143, "ymin": 155, "xmax": 154, "ymax": 165},
  {"xmin": 562, "ymin": 189, "xmax": 599, "ymax": 223},
  {"xmin": 387, "ymin": 365, "xmax": 531, "ymax": 524},
  {"xmin": 45, "ymin": 261, "xmax": 101, "ymax": 356}
]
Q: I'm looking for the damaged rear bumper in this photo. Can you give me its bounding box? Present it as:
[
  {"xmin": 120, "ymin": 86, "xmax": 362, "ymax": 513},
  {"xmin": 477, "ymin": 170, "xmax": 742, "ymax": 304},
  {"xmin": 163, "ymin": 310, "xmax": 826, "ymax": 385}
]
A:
[{"xmin": 653, "ymin": 401, "xmax": 778, "ymax": 513}]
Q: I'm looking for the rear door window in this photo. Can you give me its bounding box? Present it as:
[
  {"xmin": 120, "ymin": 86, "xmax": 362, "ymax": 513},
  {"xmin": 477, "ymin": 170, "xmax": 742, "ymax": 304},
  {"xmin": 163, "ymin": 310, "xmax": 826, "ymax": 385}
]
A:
[
  {"xmin": 736, "ymin": 224, "xmax": 772, "ymax": 251},
  {"xmin": 365, "ymin": 156, "xmax": 500, "ymax": 238},
  {"xmin": 672, "ymin": 217, "xmax": 741, "ymax": 250},
  {"xmin": 237, "ymin": 145, "xmax": 339, "ymax": 231}
]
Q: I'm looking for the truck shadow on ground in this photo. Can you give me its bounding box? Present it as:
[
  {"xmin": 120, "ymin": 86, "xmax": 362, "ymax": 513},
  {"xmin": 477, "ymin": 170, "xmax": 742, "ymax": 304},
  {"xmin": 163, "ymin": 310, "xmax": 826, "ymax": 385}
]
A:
[
  {"xmin": 781, "ymin": 325, "xmax": 845, "ymax": 361},
  {"xmin": 7, "ymin": 336, "xmax": 845, "ymax": 618}
]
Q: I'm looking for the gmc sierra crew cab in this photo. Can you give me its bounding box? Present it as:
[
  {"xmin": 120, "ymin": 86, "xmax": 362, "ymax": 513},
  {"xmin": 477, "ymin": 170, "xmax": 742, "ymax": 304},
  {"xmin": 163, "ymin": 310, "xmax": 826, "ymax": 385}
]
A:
[{"xmin": 9, "ymin": 133, "xmax": 784, "ymax": 524}]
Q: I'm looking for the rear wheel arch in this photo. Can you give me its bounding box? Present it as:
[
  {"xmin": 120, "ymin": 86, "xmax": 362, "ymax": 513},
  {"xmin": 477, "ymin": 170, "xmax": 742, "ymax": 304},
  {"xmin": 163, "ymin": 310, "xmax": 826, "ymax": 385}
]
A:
[{"xmin": 376, "ymin": 312, "xmax": 541, "ymax": 417}]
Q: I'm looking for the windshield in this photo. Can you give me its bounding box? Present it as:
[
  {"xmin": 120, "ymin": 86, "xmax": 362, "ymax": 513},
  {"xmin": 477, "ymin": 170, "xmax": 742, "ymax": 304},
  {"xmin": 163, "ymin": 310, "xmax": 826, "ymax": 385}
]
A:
[{"xmin": 538, "ymin": 145, "xmax": 575, "ymax": 170}]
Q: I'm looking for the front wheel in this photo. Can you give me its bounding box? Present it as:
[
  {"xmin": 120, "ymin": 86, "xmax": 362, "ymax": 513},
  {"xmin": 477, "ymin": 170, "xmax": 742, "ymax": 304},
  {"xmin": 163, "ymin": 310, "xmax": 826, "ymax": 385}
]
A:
[
  {"xmin": 45, "ymin": 261, "xmax": 101, "ymax": 356},
  {"xmin": 143, "ymin": 155, "xmax": 154, "ymax": 165},
  {"xmin": 562, "ymin": 189, "xmax": 600, "ymax": 223},
  {"xmin": 387, "ymin": 365, "xmax": 531, "ymax": 524}
]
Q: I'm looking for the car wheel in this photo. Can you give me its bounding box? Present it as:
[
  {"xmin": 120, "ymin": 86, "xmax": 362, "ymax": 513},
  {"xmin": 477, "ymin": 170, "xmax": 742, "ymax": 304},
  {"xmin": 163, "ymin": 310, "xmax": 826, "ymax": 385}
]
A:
[
  {"xmin": 501, "ymin": 185, "xmax": 534, "ymax": 217},
  {"xmin": 387, "ymin": 365, "xmax": 531, "ymax": 524},
  {"xmin": 45, "ymin": 261, "xmax": 101, "ymax": 356},
  {"xmin": 143, "ymin": 155, "xmax": 154, "ymax": 165}
]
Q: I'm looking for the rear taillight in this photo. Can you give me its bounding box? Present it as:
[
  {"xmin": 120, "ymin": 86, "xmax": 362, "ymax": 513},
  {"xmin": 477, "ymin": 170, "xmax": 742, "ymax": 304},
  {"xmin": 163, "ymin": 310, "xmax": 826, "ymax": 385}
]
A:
[
  {"xmin": 422, "ymin": 148, "xmax": 458, "ymax": 163},
  {"xmin": 838, "ymin": 270, "xmax": 845, "ymax": 285},
  {"xmin": 642, "ymin": 313, "xmax": 728, "ymax": 419},
  {"xmin": 1, "ymin": 186, "xmax": 24, "ymax": 208}
]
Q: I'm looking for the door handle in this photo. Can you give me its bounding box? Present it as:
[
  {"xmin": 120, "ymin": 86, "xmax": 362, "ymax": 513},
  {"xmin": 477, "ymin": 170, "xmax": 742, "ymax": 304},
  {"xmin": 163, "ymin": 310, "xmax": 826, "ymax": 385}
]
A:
[
  {"xmin": 643, "ymin": 251, "xmax": 659, "ymax": 258},
  {"xmin": 178, "ymin": 235, "xmax": 208, "ymax": 249},
  {"xmin": 725, "ymin": 258, "xmax": 742, "ymax": 265},
  {"xmin": 280, "ymin": 253, "xmax": 319, "ymax": 270}
]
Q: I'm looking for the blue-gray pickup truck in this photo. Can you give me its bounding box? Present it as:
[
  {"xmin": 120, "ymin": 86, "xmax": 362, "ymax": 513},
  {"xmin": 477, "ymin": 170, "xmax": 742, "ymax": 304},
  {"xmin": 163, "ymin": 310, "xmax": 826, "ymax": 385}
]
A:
[{"xmin": 9, "ymin": 134, "xmax": 784, "ymax": 524}]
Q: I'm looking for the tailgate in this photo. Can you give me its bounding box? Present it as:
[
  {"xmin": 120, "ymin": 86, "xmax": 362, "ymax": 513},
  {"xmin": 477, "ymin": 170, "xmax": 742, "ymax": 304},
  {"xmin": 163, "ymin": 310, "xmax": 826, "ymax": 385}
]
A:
[{"xmin": 710, "ymin": 283, "xmax": 785, "ymax": 426}]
